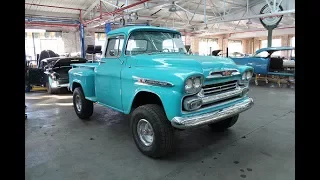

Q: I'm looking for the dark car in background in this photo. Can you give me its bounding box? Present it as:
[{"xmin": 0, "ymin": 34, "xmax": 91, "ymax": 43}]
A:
[{"xmin": 27, "ymin": 57, "xmax": 87, "ymax": 94}]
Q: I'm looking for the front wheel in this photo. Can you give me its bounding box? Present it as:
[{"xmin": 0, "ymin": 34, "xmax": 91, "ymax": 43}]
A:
[
  {"xmin": 131, "ymin": 104, "xmax": 174, "ymax": 158},
  {"xmin": 208, "ymin": 115, "xmax": 239, "ymax": 132},
  {"xmin": 73, "ymin": 87, "xmax": 93, "ymax": 119},
  {"xmin": 46, "ymin": 82, "xmax": 59, "ymax": 94}
]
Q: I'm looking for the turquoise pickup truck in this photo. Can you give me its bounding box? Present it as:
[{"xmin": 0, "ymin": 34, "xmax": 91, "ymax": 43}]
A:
[{"xmin": 68, "ymin": 26, "xmax": 254, "ymax": 158}]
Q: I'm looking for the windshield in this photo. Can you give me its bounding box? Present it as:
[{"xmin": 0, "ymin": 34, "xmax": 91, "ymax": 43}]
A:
[
  {"xmin": 254, "ymin": 51, "xmax": 269, "ymax": 58},
  {"xmin": 125, "ymin": 31, "xmax": 186, "ymax": 55},
  {"xmin": 254, "ymin": 50, "xmax": 294, "ymax": 60}
]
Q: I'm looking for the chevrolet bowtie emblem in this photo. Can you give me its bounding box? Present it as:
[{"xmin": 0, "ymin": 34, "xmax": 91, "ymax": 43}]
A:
[{"xmin": 222, "ymin": 71, "xmax": 232, "ymax": 76}]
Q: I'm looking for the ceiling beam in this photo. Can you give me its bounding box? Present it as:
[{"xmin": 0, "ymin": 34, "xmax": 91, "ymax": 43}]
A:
[
  {"xmin": 83, "ymin": 0, "xmax": 101, "ymax": 18},
  {"xmin": 101, "ymin": 0, "xmax": 120, "ymax": 8}
]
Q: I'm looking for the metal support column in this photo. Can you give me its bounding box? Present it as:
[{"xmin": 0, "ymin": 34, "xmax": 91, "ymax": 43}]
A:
[
  {"xmin": 31, "ymin": 32, "xmax": 36, "ymax": 61},
  {"xmin": 226, "ymin": 47, "xmax": 228, "ymax": 57},
  {"xmin": 267, "ymin": 28, "xmax": 273, "ymax": 47},
  {"xmin": 80, "ymin": 24, "xmax": 85, "ymax": 58}
]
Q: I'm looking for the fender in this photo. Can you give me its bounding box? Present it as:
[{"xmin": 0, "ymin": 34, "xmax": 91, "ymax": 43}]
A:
[
  {"xmin": 69, "ymin": 68, "xmax": 95, "ymax": 97},
  {"xmin": 127, "ymin": 87, "xmax": 184, "ymax": 121},
  {"xmin": 237, "ymin": 65, "xmax": 254, "ymax": 73}
]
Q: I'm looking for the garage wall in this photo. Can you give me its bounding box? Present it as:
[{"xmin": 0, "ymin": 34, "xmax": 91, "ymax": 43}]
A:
[
  {"xmin": 185, "ymin": 35, "xmax": 192, "ymax": 45},
  {"xmin": 84, "ymin": 32, "xmax": 95, "ymax": 49},
  {"xmin": 61, "ymin": 31, "xmax": 96, "ymax": 53},
  {"xmin": 190, "ymin": 34, "xmax": 295, "ymax": 55},
  {"xmin": 190, "ymin": 36, "xmax": 200, "ymax": 54},
  {"xmin": 62, "ymin": 31, "xmax": 80, "ymax": 53}
]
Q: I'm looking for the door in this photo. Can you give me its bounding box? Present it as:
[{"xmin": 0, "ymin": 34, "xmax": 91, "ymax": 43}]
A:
[{"xmin": 95, "ymin": 35, "xmax": 125, "ymax": 111}]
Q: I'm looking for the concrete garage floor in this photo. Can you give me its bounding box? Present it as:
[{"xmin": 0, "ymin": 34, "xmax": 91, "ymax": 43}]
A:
[{"xmin": 25, "ymin": 85, "xmax": 295, "ymax": 180}]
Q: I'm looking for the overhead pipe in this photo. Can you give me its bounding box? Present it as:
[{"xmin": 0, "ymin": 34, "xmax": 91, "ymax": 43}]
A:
[
  {"xmin": 88, "ymin": 14, "xmax": 203, "ymax": 29},
  {"xmin": 25, "ymin": 17, "xmax": 80, "ymax": 24},
  {"xmin": 84, "ymin": 0, "xmax": 150, "ymax": 25},
  {"xmin": 25, "ymin": 3, "xmax": 83, "ymax": 11},
  {"xmin": 229, "ymin": 26, "xmax": 295, "ymax": 36},
  {"xmin": 25, "ymin": 22, "xmax": 79, "ymax": 27},
  {"xmin": 207, "ymin": 9, "xmax": 295, "ymax": 24},
  {"xmin": 111, "ymin": 22, "xmax": 149, "ymax": 26},
  {"xmin": 183, "ymin": 26, "xmax": 295, "ymax": 36}
]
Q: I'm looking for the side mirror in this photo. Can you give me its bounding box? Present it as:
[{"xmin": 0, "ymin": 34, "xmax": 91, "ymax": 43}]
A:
[{"xmin": 109, "ymin": 49, "xmax": 115, "ymax": 56}]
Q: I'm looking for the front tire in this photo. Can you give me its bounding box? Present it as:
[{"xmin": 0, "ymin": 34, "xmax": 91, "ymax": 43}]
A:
[
  {"xmin": 131, "ymin": 104, "xmax": 174, "ymax": 158},
  {"xmin": 208, "ymin": 115, "xmax": 239, "ymax": 132},
  {"xmin": 46, "ymin": 82, "xmax": 59, "ymax": 94},
  {"xmin": 73, "ymin": 87, "xmax": 93, "ymax": 119}
]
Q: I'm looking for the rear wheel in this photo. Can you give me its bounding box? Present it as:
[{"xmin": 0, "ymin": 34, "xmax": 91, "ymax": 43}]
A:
[
  {"xmin": 208, "ymin": 115, "xmax": 239, "ymax": 132},
  {"xmin": 73, "ymin": 87, "xmax": 93, "ymax": 119},
  {"xmin": 131, "ymin": 104, "xmax": 174, "ymax": 158}
]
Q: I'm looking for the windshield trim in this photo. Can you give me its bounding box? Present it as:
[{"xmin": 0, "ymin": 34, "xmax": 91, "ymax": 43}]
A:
[{"xmin": 124, "ymin": 30, "xmax": 185, "ymax": 56}]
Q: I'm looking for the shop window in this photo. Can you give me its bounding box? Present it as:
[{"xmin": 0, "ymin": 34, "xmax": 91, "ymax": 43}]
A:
[
  {"xmin": 199, "ymin": 38, "xmax": 218, "ymax": 56},
  {"xmin": 181, "ymin": 35, "xmax": 186, "ymax": 45},
  {"xmin": 44, "ymin": 32, "xmax": 50, "ymax": 38},
  {"xmin": 228, "ymin": 40, "xmax": 243, "ymax": 56},
  {"xmin": 261, "ymin": 39, "xmax": 281, "ymax": 56},
  {"xmin": 95, "ymin": 32, "xmax": 107, "ymax": 50},
  {"xmin": 33, "ymin": 33, "xmax": 39, "ymax": 38},
  {"xmin": 25, "ymin": 31, "xmax": 64, "ymax": 61},
  {"xmin": 290, "ymin": 37, "xmax": 295, "ymax": 57}
]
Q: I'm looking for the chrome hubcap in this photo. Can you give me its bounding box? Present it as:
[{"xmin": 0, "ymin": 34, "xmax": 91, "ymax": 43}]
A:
[
  {"xmin": 75, "ymin": 95, "xmax": 82, "ymax": 112},
  {"xmin": 137, "ymin": 119, "xmax": 154, "ymax": 146}
]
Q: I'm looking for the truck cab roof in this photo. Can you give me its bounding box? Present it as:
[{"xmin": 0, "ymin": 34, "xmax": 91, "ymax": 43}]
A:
[{"xmin": 107, "ymin": 26, "xmax": 181, "ymax": 36}]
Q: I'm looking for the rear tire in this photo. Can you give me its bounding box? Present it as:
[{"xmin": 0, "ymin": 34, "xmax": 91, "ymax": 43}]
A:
[
  {"xmin": 131, "ymin": 104, "xmax": 174, "ymax": 158},
  {"xmin": 73, "ymin": 87, "xmax": 93, "ymax": 119},
  {"xmin": 208, "ymin": 115, "xmax": 239, "ymax": 132}
]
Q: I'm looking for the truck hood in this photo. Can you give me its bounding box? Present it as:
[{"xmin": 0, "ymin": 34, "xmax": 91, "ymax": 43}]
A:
[{"xmin": 133, "ymin": 53, "xmax": 238, "ymax": 77}]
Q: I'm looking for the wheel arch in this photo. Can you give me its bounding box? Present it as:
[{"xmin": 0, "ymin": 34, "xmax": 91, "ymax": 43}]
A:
[{"xmin": 130, "ymin": 90, "xmax": 164, "ymax": 113}]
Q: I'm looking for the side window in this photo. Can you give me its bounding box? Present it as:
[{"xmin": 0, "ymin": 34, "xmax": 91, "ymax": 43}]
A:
[{"xmin": 105, "ymin": 35, "xmax": 124, "ymax": 58}]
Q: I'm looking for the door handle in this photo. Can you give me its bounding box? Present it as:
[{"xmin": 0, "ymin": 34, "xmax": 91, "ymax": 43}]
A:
[{"xmin": 247, "ymin": 63, "xmax": 253, "ymax": 65}]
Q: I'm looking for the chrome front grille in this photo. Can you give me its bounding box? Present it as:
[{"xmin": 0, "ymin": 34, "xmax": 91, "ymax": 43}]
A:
[
  {"xmin": 57, "ymin": 78, "xmax": 69, "ymax": 84},
  {"xmin": 182, "ymin": 80, "xmax": 247, "ymax": 112},
  {"xmin": 203, "ymin": 80, "xmax": 238, "ymax": 96}
]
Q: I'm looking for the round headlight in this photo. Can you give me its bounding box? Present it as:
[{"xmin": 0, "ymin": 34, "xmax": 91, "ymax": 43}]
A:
[
  {"xmin": 246, "ymin": 71, "xmax": 252, "ymax": 80},
  {"xmin": 242, "ymin": 72, "xmax": 247, "ymax": 80},
  {"xmin": 193, "ymin": 78, "xmax": 201, "ymax": 88},
  {"xmin": 185, "ymin": 79, "xmax": 193, "ymax": 91}
]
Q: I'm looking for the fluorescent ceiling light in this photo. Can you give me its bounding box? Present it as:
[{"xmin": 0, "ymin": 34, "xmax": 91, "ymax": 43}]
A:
[{"xmin": 25, "ymin": 29, "xmax": 46, "ymax": 33}]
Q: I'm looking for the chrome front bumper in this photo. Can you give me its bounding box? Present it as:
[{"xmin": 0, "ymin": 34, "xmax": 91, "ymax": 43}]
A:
[
  {"xmin": 57, "ymin": 84, "xmax": 69, "ymax": 88},
  {"xmin": 51, "ymin": 82, "xmax": 69, "ymax": 88},
  {"xmin": 171, "ymin": 98, "xmax": 254, "ymax": 129}
]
